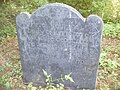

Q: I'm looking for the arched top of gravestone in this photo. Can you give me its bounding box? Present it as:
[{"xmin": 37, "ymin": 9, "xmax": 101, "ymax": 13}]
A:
[
  {"xmin": 33, "ymin": 3, "xmax": 85, "ymax": 19},
  {"xmin": 16, "ymin": 3, "xmax": 86, "ymax": 22},
  {"xmin": 16, "ymin": 3, "xmax": 103, "ymax": 29}
]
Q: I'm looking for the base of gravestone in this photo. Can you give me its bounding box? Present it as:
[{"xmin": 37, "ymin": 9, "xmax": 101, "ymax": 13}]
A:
[
  {"xmin": 23, "ymin": 81, "xmax": 95, "ymax": 90},
  {"xmin": 23, "ymin": 81, "xmax": 47, "ymax": 88},
  {"xmin": 65, "ymin": 87, "xmax": 95, "ymax": 90}
]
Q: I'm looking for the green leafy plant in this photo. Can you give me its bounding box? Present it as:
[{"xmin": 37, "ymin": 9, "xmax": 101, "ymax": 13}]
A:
[
  {"xmin": 103, "ymin": 22, "xmax": 120, "ymax": 39},
  {"xmin": 42, "ymin": 69, "xmax": 74, "ymax": 89},
  {"xmin": 98, "ymin": 46, "xmax": 120, "ymax": 90}
]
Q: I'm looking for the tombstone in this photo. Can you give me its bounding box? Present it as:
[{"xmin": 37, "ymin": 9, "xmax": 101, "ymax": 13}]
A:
[{"xmin": 16, "ymin": 3, "xmax": 103, "ymax": 90}]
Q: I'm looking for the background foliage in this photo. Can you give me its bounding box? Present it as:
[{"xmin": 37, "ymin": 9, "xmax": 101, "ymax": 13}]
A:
[
  {"xmin": 0, "ymin": 0, "xmax": 120, "ymax": 90},
  {"xmin": 49, "ymin": 0, "xmax": 120, "ymax": 23}
]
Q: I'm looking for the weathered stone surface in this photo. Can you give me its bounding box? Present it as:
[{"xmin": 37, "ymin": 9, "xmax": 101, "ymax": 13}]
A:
[{"xmin": 16, "ymin": 3, "xmax": 103, "ymax": 89}]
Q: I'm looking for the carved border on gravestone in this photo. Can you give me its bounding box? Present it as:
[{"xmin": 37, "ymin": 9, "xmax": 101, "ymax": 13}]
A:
[{"xmin": 16, "ymin": 3, "xmax": 103, "ymax": 89}]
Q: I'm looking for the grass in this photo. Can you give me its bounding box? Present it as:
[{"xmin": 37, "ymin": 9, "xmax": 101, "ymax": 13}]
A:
[{"xmin": 97, "ymin": 38, "xmax": 120, "ymax": 90}]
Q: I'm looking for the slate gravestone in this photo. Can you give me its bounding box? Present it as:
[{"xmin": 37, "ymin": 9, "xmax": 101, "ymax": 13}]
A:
[{"xmin": 16, "ymin": 3, "xmax": 103, "ymax": 89}]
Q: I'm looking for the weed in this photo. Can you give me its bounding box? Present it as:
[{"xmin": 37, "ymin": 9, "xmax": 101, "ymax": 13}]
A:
[
  {"xmin": 98, "ymin": 46, "xmax": 120, "ymax": 90},
  {"xmin": 103, "ymin": 22, "xmax": 120, "ymax": 39},
  {"xmin": 42, "ymin": 69, "xmax": 74, "ymax": 89}
]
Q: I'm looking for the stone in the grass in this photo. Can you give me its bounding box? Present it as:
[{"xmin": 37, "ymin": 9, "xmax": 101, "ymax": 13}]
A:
[{"xmin": 16, "ymin": 3, "xmax": 103, "ymax": 89}]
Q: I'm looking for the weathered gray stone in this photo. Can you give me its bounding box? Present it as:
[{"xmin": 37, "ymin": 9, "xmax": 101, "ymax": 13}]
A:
[{"xmin": 16, "ymin": 3, "xmax": 103, "ymax": 89}]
